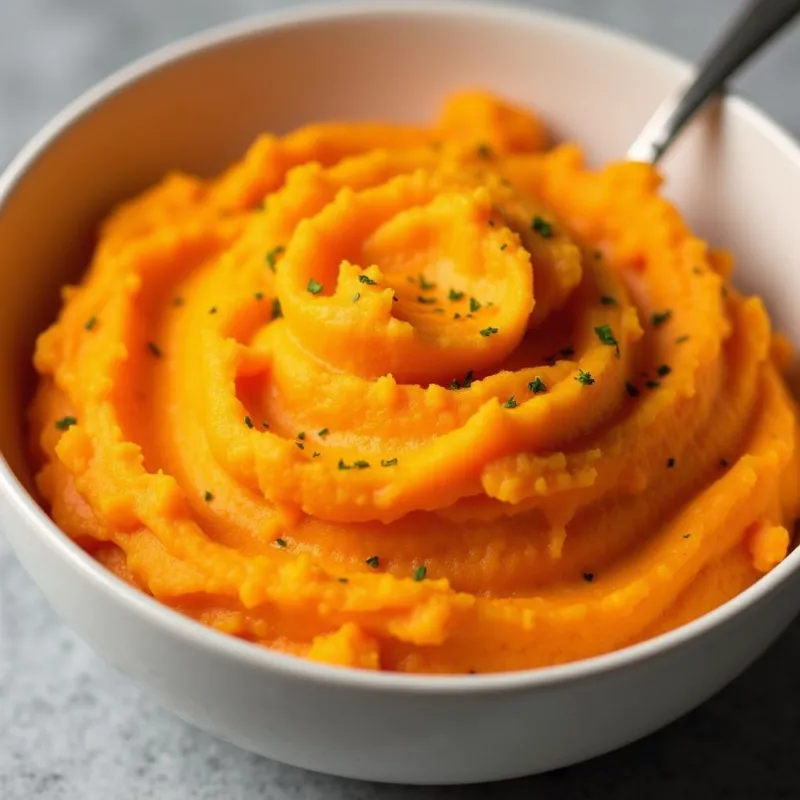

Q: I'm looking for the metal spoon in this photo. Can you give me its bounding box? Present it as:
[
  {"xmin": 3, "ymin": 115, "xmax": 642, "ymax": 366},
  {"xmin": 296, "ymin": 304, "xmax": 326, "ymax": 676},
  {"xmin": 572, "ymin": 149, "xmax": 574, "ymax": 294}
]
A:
[{"xmin": 628, "ymin": 0, "xmax": 800, "ymax": 164}]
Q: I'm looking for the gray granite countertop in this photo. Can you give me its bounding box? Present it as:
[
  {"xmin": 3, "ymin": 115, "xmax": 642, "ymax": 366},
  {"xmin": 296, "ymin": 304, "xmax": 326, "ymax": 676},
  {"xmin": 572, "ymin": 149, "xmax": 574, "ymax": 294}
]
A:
[{"xmin": 3, "ymin": 1, "xmax": 800, "ymax": 797}]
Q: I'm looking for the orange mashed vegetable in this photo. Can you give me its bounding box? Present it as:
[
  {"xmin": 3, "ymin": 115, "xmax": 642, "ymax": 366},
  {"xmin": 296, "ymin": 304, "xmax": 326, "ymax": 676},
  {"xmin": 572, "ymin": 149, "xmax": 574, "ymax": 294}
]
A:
[{"xmin": 29, "ymin": 92, "xmax": 800, "ymax": 674}]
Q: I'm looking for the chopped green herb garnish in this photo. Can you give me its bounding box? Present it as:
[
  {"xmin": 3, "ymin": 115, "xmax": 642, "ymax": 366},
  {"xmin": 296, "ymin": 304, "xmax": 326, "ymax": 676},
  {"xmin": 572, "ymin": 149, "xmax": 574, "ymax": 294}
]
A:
[
  {"xmin": 594, "ymin": 324, "xmax": 620, "ymax": 356},
  {"xmin": 353, "ymin": 460, "xmax": 370, "ymax": 469},
  {"xmin": 528, "ymin": 377, "xmax": 547, "ymax": 394},
  {"xmin": 417, "ymin": 296, "xmax": 437, "ymax": 304},
  {"xmin": 418, "ymin": 274, "xmax": 436, "ymax": 291},
  {"xmin": 651, "ymin": 309, "xmax": 672, "ymax": 327},
  {"xmin": 297, "ymin": 432, "xmax": 306, "ymax": 440},
  {"xmin": 352, "ymin": 292, "xmax": 361, "ymax": 304},
  {"xmin": 626, "ymin": 382, "xmax": 640, "ymax": 398},
  {"xmin": 487, "ymin": 220, "xmax": 495, "ymax": 227},
  {"xmin": 453, "ymin": 313, "xmax": 461, "ymax": 320},
  {"xmin": 656, "ymin": 364, "xmax": 671, "ymax": 377},
  {"xmin": 275, "ymin": 538, "xmax": 287, "ymax": 548},
  {"xmin": 667, "ymin": 458, "xmax": 675, "ymax": 468},
  {"xmin": 204, "ymin": 490, "xmax": 213, "ymax": 502},
  {"xmin": 265, "ymin": 245, "xmax": 284, "ymax": 271},
  {"xmin": 84, "ymin": 316, "xmax": 97, "ymax": 331},
  {"xmin": 366, "ymin": 555, "xmax": 380, "ymax": 568},
  {"xmin": 318, "ymin": 428, "xmax": 329, "ymax": 437},
  {"xmin": 560, "ymin": 346, "xmax": 576, "ymax": 359},
  {"xmin": 645, "ymin": 379, "xmax": 660, "ymax": 389},
  {"xmin": 462, "ymin": 370, "xmax": 474, "ymax": 388},
  {"xmin": 412, "ymin": 565, "xmax": 427, "ymax": 581},
  {"xmin": 262, "ymin": 421, "xmax": 269, "ymax": 429},
  {"xmin": 147, "ymin": 341, "xmax": 162, "ymax": 358},
  {"xmin": 448, "ymin": 288, "xmax": 464, "ymax": 301},
  {"xmin": 54, "ymin": 416, "xmax": 77, "ymax": 431},
  {"xmin": 500, "ymin": 243, "xmax": 508, "ymax": 251},
  {"xmin": 312, "ymin": 451, "xmax": 320, "ymax": 458},
  {"xmin": 582, "ymin": 572, "xmax": 594, "ymax": 582},
  {"xmin": 479, "ymin": 327, "xmax": 498, "ymax": 337},
  {"xmin": 244, "ymin": 416, "xmax": 254, "ymax": 429},
  {"xmin": 272, "ymin": 298, "xmax": 282, "ymax": 319},
  {"xmin": 600, "ymin": 295, "xmax": 617, "ymax": 306},
  {"xmin": 358, "ymin": 274, "xmax": 377, "ymax": 286},
  {"xmin": 380, "ymin": 458, "xmax": 398, "ymax": 467},
  {"xmin": 338, "ymin": 577, "xmax": 349, "ymax": 584},
  {"xmin": 254, "ymin": 292, "xmax": 264, "ymax": 301},
  {"xmin": 503, "ymin": 396, "xmax": 518, "ymax": 409},
  {"xmin": 209, "ymin": 306, "xmax": 217, "ymax": 315},
  {"xmin": 675, "ymin": 335, "xmax": 690, "ymax": 344},
  {"xmin": 469, "ymin": 297, "xmax": 481, "ymax": 313},
  {"xmin": 296, "ymin": 442, "xmax": 304, "ymax": 450},
  {"xmin": 532, "ymin": 216, "xmax": 553, "ymax": 238},
  {"xmin": 683, "ymin": 533, "xmax": 692, "ymax": 539},
  {"xmin": 307, "ymin": 278, "xmax": 324, "ymax": 295},
  {"xmin": 476, "ymin": 142, "xmax": 493, "ymax": 159},
  {"xmin": 338, "ymin": 459, "xmax": 350, "ymax": 470},
  {"xmin": 575, "ymin": 369, "xmax": 595, "ymax": 386}
]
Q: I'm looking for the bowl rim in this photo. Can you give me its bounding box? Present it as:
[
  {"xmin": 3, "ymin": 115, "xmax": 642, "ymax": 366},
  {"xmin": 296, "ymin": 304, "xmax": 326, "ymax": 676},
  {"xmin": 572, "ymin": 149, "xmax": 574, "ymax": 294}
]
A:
[{"xmin": 3, "ymin": 0, "xmax": 800, "ymax": 694}]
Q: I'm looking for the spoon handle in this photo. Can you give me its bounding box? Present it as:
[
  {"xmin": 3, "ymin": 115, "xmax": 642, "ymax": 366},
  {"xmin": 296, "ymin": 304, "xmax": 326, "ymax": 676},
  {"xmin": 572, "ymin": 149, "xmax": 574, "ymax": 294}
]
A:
[{"xmin": 628, "ymin": 0, "xmax": 800, "ymax": 164}]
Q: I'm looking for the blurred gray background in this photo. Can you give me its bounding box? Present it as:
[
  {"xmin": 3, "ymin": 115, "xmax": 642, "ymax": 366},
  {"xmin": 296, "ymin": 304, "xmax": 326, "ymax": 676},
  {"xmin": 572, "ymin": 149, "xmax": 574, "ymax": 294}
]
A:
[{"xmin": 2, "ymin": 1, "xmax": 800, "ymax": 798}]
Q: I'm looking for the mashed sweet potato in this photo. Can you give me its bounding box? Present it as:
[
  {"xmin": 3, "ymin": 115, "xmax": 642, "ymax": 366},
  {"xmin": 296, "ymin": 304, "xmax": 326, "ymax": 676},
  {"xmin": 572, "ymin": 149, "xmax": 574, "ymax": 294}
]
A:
[{"xmin": 29, "ymin": 92, "xmax": 800, "ymax": 673}]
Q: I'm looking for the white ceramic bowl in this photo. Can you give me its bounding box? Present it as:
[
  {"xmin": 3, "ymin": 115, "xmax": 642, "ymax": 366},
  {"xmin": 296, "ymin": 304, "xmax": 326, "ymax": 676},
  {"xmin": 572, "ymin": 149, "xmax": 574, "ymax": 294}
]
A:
[{"xmin": 3, "ymin": 0, "xmax": 800, "ymax": 785}]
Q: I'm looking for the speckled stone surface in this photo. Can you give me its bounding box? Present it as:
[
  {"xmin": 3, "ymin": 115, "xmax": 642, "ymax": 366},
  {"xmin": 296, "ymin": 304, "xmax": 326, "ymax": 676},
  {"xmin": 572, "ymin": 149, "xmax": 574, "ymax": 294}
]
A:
[{"xmin": 2, "ymin": 1, "xmax": 800, "ymax": 797}]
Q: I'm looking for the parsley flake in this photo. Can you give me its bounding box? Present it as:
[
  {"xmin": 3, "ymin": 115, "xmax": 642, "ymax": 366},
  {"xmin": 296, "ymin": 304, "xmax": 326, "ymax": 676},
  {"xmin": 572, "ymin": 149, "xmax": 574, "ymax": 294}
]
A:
[
  {"xmin": 600, "ymin": 295, "xmax": 617, "ymax": 306},
  {"xmin": 418, "ymin": 274, "xmax": 436, "ymax": 290},
  {"xmin": 412, "ymin": 565, "xmax": 427, "ymax": 581},
  {"xmin": 275, "ymin": 538, "xmax": 287, "ymax": 548},
  {"xmin": 265, "ymin": 245, "xmax": 284, "ymax": 271},
  {"xmin": 254, "ymin": 292, "xmax": 264, "ymax": 301},
  {"xmin": 476, "ymin": 142, "xmax": 493, "ymax": 159},
  {"xmin": 469, "ymin": 297, "xmax": 481, "ymax": 313},
  {"xmin": 204, "ymin": 490, "xmax": 213, "ymax": 502},
  {"xmin": 594, "ymin": 324, "xmax": 620, "ymax": 356},
  {"xmin": 651, "ymin": 310, "xmax": 672, "ymax": 327},
  {"xmin": 532, "ymin": 216, "xmax": 553, "ymax": 238},
  {"xmin": 318, "ymin": 428, "xmax": 329, "ymax": 437},
  {"xmin": 244, "ymin": 416, "xmax": 254, "ymax": 429},
  {"xmin": 500, "ymin": 243, "xmax": 508, "ymax": 251},
  {"xmin": 503, "ymin": 396, "xmax": 518, "ymax": 409},
  {"xmin": 366, "ymin": 555, "xmax": 380, "ymax": 568},
  {"xmin": 657, "ymin": 364, "xmax": 671, "ymax": 377},
  {"xmin": 380, "ymin": 458, "xmax": 398, "ymax": 467},
  {"xmin": 307, "ymin": 279, "xmax": 324, "ymax": 295},
  {"xmin": 582, "ymin": 572, "xmax": 595, "ymax": 582},
  {"xmin": 448, "ymin": 288, "xmax": 464, "ymax": 301},
  {"xmin": 625, "ymin": 382, "xmax": 640, "ymax": 398},
  {"xmin": 84, "ymin": 316, "xmax": 97, "ymax": 331},
  {"xmin": 358, "ymin": 274, "xmax": 377, "ymax": 286},
  {"xmin": 54, "ymin": 416, "xmax": 77, "ymax": 431},
  {"xmin": 675, "ymin": 335, "xmax": 690, "ymax": 344},
  {"xmin": 271, "ymin": 298, "xmax": 282, "ymax": 319},
  {"xmin": 528, "ymin": 377, "xmax": 547, "ymax": 394},
  {"xmin": 575, "ymin": 369, "xmax": 595, "ymax": 386},
  {"xmin": 417, "ymin": 296, "xmax": 436, "ymax": 305},
  {"xmin": 147, "ymin": 341, "xmax": 162, "ymax": 358},
  {"xmin": 480, "ymin": 327, "xmax": 498, "ymax": 337},
  {"xmin": 645, "ymin": 379, "xmax": 660, "ymax": 389}
]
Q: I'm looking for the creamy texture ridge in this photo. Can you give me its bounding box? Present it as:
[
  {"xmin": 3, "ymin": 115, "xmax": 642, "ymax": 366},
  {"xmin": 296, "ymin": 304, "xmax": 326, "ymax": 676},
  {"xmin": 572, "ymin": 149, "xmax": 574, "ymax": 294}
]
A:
[{"xmin": 30, "ymin": 92, "xmax": 800, "ymax": 673}]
